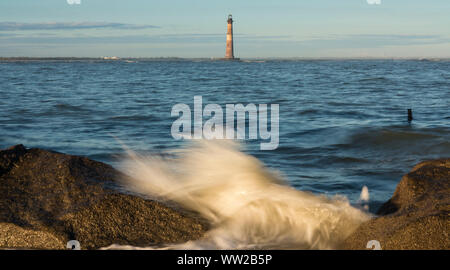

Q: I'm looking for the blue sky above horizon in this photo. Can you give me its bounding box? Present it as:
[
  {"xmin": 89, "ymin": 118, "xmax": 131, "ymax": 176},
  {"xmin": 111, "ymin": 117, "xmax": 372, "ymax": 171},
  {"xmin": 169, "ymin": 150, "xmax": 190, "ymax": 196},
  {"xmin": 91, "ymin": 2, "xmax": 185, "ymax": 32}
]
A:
[{"xmin": 0, "ymin": 0, "xmax": 449, "ymax": 58}]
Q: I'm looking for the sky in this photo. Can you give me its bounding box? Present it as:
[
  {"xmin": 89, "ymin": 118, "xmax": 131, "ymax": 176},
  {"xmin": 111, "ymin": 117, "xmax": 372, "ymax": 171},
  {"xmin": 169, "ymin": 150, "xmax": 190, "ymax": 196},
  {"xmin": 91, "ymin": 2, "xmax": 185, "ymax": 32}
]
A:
[{"xmin": 0, "ymin": 0, "xmax": 449, "ymax": 58}]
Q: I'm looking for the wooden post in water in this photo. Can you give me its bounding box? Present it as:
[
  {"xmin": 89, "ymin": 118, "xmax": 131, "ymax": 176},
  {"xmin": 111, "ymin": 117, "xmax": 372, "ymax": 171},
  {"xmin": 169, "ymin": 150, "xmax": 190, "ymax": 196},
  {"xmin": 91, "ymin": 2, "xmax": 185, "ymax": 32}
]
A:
[{"xmin": 408, "ymin": 109, "xmax": 413, "ymax": 122}]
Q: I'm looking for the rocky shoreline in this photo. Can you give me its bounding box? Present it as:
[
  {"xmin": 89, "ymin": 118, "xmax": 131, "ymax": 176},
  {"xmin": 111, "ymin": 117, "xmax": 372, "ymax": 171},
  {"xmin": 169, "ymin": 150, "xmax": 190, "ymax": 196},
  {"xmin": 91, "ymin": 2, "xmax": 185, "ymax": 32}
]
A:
[
  {"xmin": 0, "ymin": 145, "xmax": 208, "ymax": 249},
  {"xmin": 342, "ymin": 158, "xmax": 449, "ymax": 250},
  {"xmin": 0, "ymin": 145, "xmax": 448, "ymax": 249}
]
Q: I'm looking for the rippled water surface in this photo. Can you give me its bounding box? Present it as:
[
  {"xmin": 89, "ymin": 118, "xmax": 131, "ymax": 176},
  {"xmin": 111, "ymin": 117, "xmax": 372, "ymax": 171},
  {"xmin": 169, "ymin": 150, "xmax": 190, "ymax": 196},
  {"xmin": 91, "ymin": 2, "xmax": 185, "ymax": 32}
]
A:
[{"xmin": 1, "ymin": 59, "xmax": 449, "ymax": 211}]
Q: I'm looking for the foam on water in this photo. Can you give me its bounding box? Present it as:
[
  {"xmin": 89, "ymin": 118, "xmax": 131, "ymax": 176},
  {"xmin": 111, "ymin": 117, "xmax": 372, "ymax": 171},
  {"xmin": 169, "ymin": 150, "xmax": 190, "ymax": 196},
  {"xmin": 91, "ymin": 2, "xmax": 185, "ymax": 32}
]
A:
[{"xmin": 104, "ymin": 140, "xmax": 371, "ymax": 250}]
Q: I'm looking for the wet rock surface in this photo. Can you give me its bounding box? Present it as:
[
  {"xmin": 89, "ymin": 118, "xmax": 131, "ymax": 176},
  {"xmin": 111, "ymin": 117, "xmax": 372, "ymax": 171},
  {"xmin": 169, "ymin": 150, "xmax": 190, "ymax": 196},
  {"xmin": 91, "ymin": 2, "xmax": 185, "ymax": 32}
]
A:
[
  {"xmin": 342, "ymin": 159, "xmax": 450, "ymax": 250},
  {"xmin": 0, "ymin": 145, "xmax": 208, "ymax": 249}
]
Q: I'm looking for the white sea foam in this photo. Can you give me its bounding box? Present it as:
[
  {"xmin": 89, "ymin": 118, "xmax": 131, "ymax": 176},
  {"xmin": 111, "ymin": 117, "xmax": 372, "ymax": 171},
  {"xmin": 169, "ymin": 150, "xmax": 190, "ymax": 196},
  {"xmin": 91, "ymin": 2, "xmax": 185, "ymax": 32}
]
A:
[
  {"xmin": 359, "ymin": 186, "xmax": 370, "ymax": 211},
  {"xmin": 360, "ymin": 186, "xmax": 370, "ymax": 202},
  {"xmin": 104, "ymin": 140, "xmax": 371, "ymax": 250}
]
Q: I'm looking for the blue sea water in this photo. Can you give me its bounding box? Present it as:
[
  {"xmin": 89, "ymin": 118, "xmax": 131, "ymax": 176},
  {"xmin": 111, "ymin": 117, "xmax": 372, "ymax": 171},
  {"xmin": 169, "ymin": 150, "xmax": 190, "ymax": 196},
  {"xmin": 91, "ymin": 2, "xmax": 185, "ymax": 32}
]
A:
[{"xmin": 1, "ymin": 59, "xmax": 449, "ymax": 212}]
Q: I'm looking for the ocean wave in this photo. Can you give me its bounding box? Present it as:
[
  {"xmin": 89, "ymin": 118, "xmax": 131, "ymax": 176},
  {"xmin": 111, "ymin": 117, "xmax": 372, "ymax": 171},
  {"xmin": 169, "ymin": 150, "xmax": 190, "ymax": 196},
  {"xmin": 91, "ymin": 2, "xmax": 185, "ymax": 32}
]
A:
[
  {"xmin": 54, "ymin": 103, "xmax": 91, "ymax": 112},
  {"xmin": 346, "ymin": 128, "xmax": 440, "ymax": 147},
  {"xmin": 358, "ymin": 77, "xmax": 390, "ymax": 82},
  {"xmin": 107, "ymin": 115, "xmax": 159, "ymax": 122},
  {"xmin": 104, "ymin": 140, "xmax": 371, "ymax": 250}
]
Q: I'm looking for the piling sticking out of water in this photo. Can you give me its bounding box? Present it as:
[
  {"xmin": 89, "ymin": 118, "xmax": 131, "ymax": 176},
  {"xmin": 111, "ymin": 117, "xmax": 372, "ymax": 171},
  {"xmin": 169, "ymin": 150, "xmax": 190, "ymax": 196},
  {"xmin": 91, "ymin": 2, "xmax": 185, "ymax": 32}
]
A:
[{"xmin": 408, "ymin": 109, "xmax": 413, "ymax": 122}]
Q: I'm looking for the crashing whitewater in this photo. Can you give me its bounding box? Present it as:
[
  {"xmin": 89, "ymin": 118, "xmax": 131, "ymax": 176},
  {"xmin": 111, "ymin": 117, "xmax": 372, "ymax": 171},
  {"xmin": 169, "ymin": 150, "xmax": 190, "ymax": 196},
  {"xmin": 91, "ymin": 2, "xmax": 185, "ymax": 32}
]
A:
[{"xmin": 104, "ymin": 141, "xmax": 371, "ymax": 250}]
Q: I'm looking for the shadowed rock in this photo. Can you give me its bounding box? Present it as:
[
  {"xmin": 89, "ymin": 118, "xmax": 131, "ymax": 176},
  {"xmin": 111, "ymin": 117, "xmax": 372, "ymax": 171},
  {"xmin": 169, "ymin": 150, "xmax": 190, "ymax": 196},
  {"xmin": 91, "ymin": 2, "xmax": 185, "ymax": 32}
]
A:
[
  {"xmin": 0, "ymin": 145, "xmax": 208, "ymax": 250},
  {"xmin": 342, "ymin": 158, "xmax": 450, "ymax": 250}
]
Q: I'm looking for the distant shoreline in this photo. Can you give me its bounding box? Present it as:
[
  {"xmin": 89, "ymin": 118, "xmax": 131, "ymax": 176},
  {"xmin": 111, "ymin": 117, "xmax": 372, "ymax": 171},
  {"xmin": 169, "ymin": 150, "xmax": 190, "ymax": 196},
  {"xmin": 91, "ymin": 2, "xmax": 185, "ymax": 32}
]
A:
[{"xmin": 1, "ymin": 57, "xmax": 449, "ymax": 62}]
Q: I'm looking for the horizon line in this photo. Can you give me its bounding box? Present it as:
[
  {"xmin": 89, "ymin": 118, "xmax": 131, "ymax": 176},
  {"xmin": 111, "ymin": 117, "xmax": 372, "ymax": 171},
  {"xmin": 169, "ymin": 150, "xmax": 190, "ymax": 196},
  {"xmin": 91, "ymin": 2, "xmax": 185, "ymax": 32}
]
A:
[{"xmin": 1, "ymin": 56, "xmax": 450, "ymax": 61}]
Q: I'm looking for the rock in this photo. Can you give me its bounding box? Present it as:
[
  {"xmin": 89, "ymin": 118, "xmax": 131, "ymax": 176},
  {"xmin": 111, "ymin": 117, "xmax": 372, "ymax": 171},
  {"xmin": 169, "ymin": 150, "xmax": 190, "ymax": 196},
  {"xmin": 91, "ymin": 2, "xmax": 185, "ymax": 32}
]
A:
[
  {"xmin": 0, "ymin": 145, "xmax": 208, "ymax": 249},
  {"xmin": 342, "ymin": 158, "xmax": 450, "ymax": 250},
  {"xmin": 0, "ymin": 223, "xmax": 64, "ymax": 250}
]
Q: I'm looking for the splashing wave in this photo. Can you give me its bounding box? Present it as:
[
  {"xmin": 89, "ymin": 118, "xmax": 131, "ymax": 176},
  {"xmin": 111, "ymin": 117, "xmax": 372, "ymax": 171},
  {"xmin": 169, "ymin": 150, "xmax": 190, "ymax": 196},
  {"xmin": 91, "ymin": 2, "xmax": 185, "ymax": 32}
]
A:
[{"xmin": 105, "ymin": 141, "xmax": 371, "ymax": 250}]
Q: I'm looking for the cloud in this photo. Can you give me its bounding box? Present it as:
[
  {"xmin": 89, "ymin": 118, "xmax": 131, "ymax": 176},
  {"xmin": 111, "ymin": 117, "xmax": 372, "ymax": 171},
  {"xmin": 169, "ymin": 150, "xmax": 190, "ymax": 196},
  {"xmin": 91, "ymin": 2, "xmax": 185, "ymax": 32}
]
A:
[
  {"xmin": 0, "ymin": 22, "xmax": 160, "ymax": 31},
  {"xmin": 367, "ymin": 0, "xmax": 381, "ymax": 5},
  {"xmin": 0, "ymin": 33, "xmax": 291, "ymax": 44},
  {"xmin": 1, "ymin": 32, "xmax": 448, "ymax": 58},
  {"xmin": 293, "ymin": 34, "xmax": 450, "ymax": 50}
]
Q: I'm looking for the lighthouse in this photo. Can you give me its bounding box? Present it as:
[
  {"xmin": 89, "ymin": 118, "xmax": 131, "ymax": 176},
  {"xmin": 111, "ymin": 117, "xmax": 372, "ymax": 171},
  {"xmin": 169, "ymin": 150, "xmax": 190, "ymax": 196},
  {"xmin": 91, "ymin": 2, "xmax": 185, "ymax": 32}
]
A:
[{"xmin": 225, "ymin": 14, "xmax": 237, "ymax": 60}]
